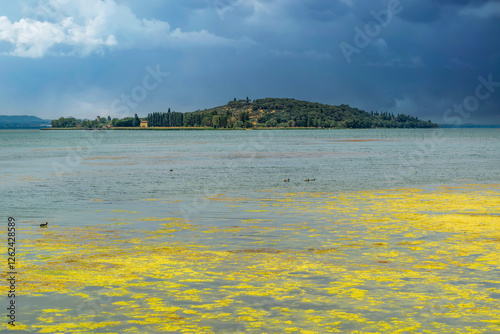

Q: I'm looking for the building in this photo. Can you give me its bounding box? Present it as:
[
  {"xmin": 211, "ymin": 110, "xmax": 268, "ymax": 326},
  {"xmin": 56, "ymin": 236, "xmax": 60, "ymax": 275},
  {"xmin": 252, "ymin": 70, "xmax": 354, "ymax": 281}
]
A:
[
  {"xmin": 96, "ymin": 116, "xmax": 101, "ymax": 122},
  {"xmin": 140, "ymin": 120, "xmax": 148, "ymax": 128}
]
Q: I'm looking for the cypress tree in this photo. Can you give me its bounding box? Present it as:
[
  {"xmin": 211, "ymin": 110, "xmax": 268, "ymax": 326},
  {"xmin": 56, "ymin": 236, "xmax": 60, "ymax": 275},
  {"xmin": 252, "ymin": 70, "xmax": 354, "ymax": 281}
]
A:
[{"xmin": 132, "ymin": 114, "xmax": 140, "ymax": 127}]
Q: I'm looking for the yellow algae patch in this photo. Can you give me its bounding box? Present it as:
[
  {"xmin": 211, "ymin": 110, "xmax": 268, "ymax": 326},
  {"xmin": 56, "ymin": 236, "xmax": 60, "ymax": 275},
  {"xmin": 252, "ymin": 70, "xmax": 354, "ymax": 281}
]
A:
[
  {"xmin": 139, "ymin": 217, "xmax": 188, "ymax": 223},
  {"xmin": 397, "ymin": 240, "xmax": 426, "ymax": 246},
  {"xmin": 207, "ymin": 194, "xmax": 250, "ymax": 202},
  {"xmin": 413, "ymin": 261, "xmax": 448, "ymax": 270},
  {"xmin": 14, "ymin": 184, "xmax": 500, "ymax": 333},
  {"xmin": 112, "ymin": 210, "xmax": 139, "ymax": 214},
  {"xmin": 426, "ymin": 214, "xmax": 500, "ymax": 235},
  {"xmin": 42, "ymin": 309, "xmax": 71, "ymax": 313}
]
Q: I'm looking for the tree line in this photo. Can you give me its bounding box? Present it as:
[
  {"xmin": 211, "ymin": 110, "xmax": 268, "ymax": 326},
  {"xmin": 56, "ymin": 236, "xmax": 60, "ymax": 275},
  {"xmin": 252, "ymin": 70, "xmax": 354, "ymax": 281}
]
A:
[
  {"xmin": 51, "ymin": 115, "xmax": 141, "ymax": 128},
  {"xmin": 147, "ymin": 109, "xmax": 184, "ymax": 127},
  {"xmin": 248, "ymin": 98, "xmax": 437, "ymax": 129},
  {"xmin": 50, "ymin": 98, "xmax": 438, "ymax": 129}
]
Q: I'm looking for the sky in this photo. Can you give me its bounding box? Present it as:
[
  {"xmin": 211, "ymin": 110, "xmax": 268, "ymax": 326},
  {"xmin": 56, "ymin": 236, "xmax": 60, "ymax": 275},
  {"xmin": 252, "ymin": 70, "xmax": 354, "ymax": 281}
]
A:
[{"xmin": 0, "ymin": 0, "xmax": 499, "ymax": 125}]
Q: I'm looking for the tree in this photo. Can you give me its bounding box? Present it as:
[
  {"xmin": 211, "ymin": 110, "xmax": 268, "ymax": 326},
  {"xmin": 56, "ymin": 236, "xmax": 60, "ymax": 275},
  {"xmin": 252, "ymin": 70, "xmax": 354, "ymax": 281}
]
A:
[
  {"xmin": 132, "ymin": 114, "xmax": 140, "ymax": 127},
  {"xmin": 212, "ymin": 115, "xmax": 221, "ymax": 128},
  {"xmin": 227, "ymin": 116, "xmax": 237, "ymax": 128},
  {"xmin": 50, "ymin": 117, "xmax": 80, "ymax": 128},
  {"xmin": 114, "ymin": 117, "xmax": 134, "ymax": 127},
  {"xmin": 202, "ymin": 115, "xmax": 212, "ymax": 127},
  {"xmin": 265, "ymin": 119, "xmax": 277, "ymax": 127},
  {"xmin": 234, "ymin": 121, "xmax": 244, "ymax": 128}
]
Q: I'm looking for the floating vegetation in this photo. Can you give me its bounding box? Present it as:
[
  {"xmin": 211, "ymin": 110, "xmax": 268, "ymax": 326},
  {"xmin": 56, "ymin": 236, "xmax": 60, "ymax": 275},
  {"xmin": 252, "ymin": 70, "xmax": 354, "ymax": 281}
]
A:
[{"xmin": 6, "ymin": 184, "xmax": 500, "ymax": 333}]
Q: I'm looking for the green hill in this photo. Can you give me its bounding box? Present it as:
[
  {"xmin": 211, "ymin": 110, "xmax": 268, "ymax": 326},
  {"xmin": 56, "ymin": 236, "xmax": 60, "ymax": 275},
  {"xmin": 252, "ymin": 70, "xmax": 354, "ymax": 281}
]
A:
[
  {"xmin": 177, "ymin": 98, "xmax": 438, "ymax": 129},
  {"xmin": 0, "ymin": 115, "xmax": 51, "ymax": 129},
  {"xmin": 50, "ymin": 98, "xmax": 439, "ymax": 129}
]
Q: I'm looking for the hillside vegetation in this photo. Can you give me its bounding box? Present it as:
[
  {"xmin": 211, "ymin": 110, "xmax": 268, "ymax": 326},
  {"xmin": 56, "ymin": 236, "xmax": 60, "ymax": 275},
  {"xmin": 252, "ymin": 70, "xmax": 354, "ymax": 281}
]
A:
[
  {"xmin": 176, "ymin": 98, "xmax": 438, "ymax": 129},
  {"xmin": 50, "ymin": 98, "xmax": 438, "ymax": 129}
]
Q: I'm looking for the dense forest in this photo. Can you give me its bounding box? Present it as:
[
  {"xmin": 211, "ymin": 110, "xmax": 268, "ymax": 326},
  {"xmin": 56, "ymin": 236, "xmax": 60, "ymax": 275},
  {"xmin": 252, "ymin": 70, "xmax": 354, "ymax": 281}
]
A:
[
  {"xmin": 51, "ymin": 114, "xmax": 141, "ymax": 128},
  {"xmin": 182, "ymin": 98, "xmax": 438, "ymax": 129},
  {"xmin": 147, "ymin": 108, "xmax": 185, "ymax": 127},
  {"xmin": 50, "ymin": 98, "xmax": 438, "ymax": 129}
]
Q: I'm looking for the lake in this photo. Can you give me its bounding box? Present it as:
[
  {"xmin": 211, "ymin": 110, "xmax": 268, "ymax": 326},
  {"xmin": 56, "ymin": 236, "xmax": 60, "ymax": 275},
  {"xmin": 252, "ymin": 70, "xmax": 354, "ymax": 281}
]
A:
[{"xmin": 1, "ymin": 128, "xmax": 499, "ymax": 333}]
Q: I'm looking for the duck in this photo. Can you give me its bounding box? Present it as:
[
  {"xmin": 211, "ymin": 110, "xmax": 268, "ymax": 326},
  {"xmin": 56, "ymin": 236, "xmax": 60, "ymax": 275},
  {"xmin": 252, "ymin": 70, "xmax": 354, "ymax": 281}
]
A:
[
  {"xmin": 284, "ymin": 179, "xmax": 290, "ymax": 182},
  {"xmin": 40, "ymin": 222, "xmax": 48, "ymax": 228},
  {"xmin": 305, "ymin": 179, "xmax": 310, "ymax": 182},
  {"xmin": 311, "ymin": 179, "xmax": 316, "ymax": 181}
]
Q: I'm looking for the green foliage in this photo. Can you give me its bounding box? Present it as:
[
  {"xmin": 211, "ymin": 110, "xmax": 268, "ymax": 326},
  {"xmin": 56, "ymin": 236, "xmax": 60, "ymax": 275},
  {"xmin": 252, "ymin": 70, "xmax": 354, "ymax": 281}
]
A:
[
  {"xmin": 52, "ymin": 116, "xmax": 113, "ymax": 128},
  {"xmin": 51, "ymin": 117, "xmax": 81, "ymax": 128},
  {"xmin": 132, "ymin": 114, "xmax": 140, "ymax": 127},
  {"xmin": 234, "ymin": 121, "xmax": 244, "ymax": 128},
  {"xmin": 245, "ymin": 98, "xmax": 437, "ymax": 129},
  {"xmin": 51, "ymin": 98, "xmax": 439, "ymax": 130},
  {"xmin": 147, "ymin": 110, "xmax": 184, "ymax": 127},
  {"xmin": 163, "ymin": 98, "xmax": 437, "ymax": 129},
  {"xmin": 113, "ymin": 117, "xmax": 134, "ymax": 127}
]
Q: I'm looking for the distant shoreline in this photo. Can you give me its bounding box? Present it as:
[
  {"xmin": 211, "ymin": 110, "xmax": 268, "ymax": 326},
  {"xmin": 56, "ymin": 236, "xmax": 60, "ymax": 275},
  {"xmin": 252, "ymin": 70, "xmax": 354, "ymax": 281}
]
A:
[
  {"xmin": 36, "ymin": 125, "xmax": 500, "ymax": 131},
  {"xmin": 41, "ymin": 127, "xmax": 342, "ymax": 131}
]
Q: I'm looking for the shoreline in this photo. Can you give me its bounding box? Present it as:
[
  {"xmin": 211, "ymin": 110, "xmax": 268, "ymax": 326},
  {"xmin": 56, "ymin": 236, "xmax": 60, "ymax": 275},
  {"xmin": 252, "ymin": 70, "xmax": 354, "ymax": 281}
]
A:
[
  {"xmin": 42, "ymin": 127, "xmax": 333, "ymax": 131},
  {"xmin": 40, "ymin": 126, "xmax": 438, "ymax": 131}
]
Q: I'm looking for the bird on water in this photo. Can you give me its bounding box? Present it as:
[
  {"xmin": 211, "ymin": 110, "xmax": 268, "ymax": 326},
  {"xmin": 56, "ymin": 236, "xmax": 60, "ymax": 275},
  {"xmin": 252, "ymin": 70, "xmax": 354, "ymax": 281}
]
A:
[{"xmin": 40, "ymin": 222, "xmax": 48, "ymax": 228}]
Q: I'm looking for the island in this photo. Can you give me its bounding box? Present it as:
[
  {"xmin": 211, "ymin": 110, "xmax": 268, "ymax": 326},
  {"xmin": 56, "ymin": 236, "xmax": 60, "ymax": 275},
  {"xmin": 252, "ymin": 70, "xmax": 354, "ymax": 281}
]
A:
[{"xmin": 48, "ymin": 98, "xmax": 438, "ymax": 130}]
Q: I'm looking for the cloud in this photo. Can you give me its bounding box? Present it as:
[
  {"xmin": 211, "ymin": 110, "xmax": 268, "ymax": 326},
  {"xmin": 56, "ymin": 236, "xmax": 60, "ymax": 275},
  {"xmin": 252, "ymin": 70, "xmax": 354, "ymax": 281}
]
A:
[
  {"xmin": 396, "ymin": 0, "xmax": 442, "ymax": 23},
  {"xmin": 459, "ymin": 1, "xmax": 500, "ymax": 18},
  {"xmin": 367, "ymin": 56, "xmax": 425, "ymax": 68},
  {"xmin": 446, "ymin": 58, "xmax": 475, "ymax": 70},
  {"xmin": 387, "ymin": 96, "xmax": 419, "ymax": 115},
  {"xmin": 0, "ymin": 0, "xmax": 248, "ymax": 58},
  {"xmin": 304, "ymin": 50, "xmax": 332, "ymax": 60},
  {"xmin": 0, "ymin": 0, "xmax": 498, "ymax": 124},
  {"xmin": 269, "ymin": 49, "xmax": 331, "ymax": 60}
]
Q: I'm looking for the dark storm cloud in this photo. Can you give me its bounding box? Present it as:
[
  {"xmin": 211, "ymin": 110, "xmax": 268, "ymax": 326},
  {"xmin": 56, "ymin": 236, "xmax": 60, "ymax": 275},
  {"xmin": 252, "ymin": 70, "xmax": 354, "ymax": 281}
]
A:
[
  {"xmin": 0, "ymin": 0, "xmax": 498, "ymax": 124},
  {"xmin": 286, "ymin": 0, "xmax": 351, "ymax": 21}
]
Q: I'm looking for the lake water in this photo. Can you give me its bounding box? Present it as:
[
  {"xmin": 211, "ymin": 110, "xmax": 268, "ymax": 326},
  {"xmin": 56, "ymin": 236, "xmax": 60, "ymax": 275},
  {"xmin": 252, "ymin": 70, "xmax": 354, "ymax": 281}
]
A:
[
  {"xmin": 1, "ymin": 128, "xmax": 499, "ymax": 333},
  {"xmin": 2, "ymin": 128, "xmax": 499, "ymax": 222}
]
